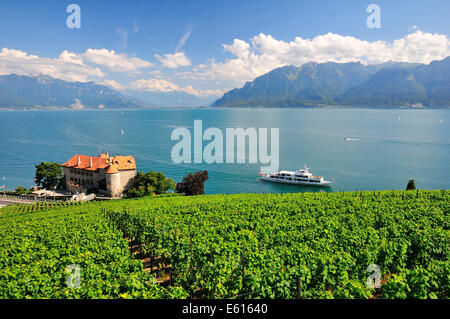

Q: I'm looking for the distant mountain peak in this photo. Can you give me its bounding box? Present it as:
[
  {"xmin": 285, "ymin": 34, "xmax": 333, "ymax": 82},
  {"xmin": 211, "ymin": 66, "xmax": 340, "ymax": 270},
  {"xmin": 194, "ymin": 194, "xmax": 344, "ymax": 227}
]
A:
[
  {"xmin": 212, "ymin": 57, "xmax": 450, "ymax": 108},
  {"xmin": 0, "ymin": 74, "xmax": 147, "ymax": 109}
]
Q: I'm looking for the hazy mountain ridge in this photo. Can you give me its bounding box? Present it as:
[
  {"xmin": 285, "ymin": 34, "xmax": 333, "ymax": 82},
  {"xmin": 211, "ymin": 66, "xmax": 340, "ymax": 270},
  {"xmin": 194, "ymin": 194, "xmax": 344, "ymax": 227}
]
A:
[
  {"xmin": 125, "ymin": 90, "xmax": 218, "ymax": 108},
  {"xmin": 0, "ymin": 74, "xmax": 219, "ymax": 109},
  {"xmin": 0, "ymin": 74, "xmax": 149, "ymax": 109},
  {"xmin": 212, "ymin": 57, "xmax": 450, "ymax": 108}
]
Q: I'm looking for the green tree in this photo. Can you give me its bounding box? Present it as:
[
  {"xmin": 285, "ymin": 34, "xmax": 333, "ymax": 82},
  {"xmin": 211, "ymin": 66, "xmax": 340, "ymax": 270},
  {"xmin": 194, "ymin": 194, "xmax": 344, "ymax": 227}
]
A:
[
  {"xmin": 125, "ymin": 171, "xmax": 175, "ymax": 198},
  {"xmin": 34, "ymin": 162, "xmax": 64, "ymax": 189},
  {"xmin": 15, "ymin": 185, "xmax": 27, "ymax": 194},
  {"xmin": 406, "ymin": 179, "xmax": 416, "ymax": 191}
]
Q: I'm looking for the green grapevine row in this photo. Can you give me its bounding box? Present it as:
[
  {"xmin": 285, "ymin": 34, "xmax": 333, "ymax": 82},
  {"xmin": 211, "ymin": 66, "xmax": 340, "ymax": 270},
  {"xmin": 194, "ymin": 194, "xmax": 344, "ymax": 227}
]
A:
[
  {"xmin": 0, "ymin": 190, "xmax": 448, "ymax": 299},
  {"xmin": 104, "ymin": 190, "xmax": 450, "ymax": 299}
]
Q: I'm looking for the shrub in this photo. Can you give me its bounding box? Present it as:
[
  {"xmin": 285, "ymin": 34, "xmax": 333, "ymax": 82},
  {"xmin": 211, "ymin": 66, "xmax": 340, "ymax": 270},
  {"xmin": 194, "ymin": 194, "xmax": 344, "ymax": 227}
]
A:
[
  {"xmin": 406, "ymin": 179, "xmax": 416, "ymax": 191},
  {"xmin": 15, "ymin": 185, "xmax": 27, "ymax": 194},
  {"xmin": 125, "ymin": 171, "xmax": 175, "ymax": 198},
  {"xmin": 175, "ymin": 170, "xmax": 208, "ymax": 196}
]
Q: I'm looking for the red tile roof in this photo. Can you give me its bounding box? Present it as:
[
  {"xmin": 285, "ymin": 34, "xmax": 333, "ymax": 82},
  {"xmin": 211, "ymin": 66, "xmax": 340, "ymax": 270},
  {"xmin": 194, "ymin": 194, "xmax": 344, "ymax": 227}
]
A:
[
  {"xmin": 62, "ymin": 153, "xmax": 136, "ymax": 173},
  {"xmin": 105, "ymin": 165, "xmax": 119, "ymax": 174}
]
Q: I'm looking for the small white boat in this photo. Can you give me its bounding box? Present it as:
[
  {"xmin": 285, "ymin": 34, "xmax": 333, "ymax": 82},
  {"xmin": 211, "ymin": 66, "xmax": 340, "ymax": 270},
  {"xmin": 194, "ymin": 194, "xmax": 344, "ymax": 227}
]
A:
[{"xmin": 260, "ymin": 165, "xmax": 333, "ymax": 187}]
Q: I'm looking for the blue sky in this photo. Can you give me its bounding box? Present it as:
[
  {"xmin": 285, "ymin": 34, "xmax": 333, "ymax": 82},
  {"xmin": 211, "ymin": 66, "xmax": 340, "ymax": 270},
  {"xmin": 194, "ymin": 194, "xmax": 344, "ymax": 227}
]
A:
[{"xmin": 0, "ymin": 0, "xmax": 449, "ymax": 96}]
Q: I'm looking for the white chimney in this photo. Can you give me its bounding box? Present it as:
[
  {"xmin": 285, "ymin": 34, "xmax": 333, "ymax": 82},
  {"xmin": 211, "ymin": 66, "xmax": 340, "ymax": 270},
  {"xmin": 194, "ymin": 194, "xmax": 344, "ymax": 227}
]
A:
[
  {"xmin": 77, "ymin": 156, "xmax": 81, "ymax": 166},
  {"xmin": 89, "ymin": 157, "xmax": 93, "ymax": 167}
]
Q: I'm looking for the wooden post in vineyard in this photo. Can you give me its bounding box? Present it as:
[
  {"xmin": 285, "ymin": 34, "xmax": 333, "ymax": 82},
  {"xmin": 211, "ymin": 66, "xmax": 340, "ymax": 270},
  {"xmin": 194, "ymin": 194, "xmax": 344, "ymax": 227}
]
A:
[
  {"xmin": 297, "ymin": 277, "xmax": 301, "ymax": 299},
  {"xmin": 416, "ymin": 189, "xmax": 419, "ymax": 198}
]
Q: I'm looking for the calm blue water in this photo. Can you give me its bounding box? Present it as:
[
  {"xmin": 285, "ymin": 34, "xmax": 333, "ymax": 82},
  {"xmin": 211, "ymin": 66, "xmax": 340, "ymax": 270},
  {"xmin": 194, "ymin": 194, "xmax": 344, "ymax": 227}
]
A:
[{"xmin": 0, "ymin": 108, "xmax": 449, "ymax": 194}]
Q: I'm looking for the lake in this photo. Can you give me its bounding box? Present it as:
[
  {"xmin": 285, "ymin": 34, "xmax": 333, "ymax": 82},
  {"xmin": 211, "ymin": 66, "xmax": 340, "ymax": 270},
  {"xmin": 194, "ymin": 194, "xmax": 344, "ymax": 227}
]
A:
[{"xmin": 0, "ymin": 108, "xmax": 449, "ymax": 194}]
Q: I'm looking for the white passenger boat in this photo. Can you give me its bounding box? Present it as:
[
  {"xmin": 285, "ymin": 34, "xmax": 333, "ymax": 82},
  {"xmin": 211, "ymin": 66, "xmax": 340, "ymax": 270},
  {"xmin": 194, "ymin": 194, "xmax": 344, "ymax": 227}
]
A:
[{"xmin": 259, "ymin": 165, "xmax": 333, "ymax": 187}]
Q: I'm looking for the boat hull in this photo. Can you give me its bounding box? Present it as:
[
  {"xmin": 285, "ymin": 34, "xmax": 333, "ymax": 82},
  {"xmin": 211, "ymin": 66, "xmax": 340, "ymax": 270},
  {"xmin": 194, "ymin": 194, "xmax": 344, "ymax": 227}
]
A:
[{"xmin": 260, "ymin": 176, "xmax": 332, "ymax": 187}]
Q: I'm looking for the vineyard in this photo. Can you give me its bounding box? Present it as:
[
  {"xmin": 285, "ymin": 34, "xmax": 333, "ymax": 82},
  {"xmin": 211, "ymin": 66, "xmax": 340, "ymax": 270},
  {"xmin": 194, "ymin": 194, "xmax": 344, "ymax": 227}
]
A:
[
  {"xmin": 0, "ymin": 201, "xmax": 82, "ymax": 216},
  {"xmin": 0, "ymin": 190, "xmax": 448, "ymax": 299}
]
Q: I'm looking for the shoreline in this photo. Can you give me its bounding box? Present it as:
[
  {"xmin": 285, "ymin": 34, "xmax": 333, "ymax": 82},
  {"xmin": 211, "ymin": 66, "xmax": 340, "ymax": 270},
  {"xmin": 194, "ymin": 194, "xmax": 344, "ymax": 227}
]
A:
[{"xmin": 1, "ymin": 105, "xmax": 450, "ymax": 112}]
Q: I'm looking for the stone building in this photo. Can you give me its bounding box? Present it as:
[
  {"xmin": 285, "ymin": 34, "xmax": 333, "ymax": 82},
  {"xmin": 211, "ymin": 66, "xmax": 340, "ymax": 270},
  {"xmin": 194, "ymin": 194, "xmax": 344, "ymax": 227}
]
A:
[{"xmin": 61, "ymin": 152, "xmax": 136, "ymax": 197}]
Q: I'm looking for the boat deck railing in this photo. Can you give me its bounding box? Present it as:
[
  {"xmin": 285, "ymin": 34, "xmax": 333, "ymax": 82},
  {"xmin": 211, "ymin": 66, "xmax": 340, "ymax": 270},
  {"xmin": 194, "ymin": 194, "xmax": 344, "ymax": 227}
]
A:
[{"xmin": 263, "ymin": 174, "xmax": 324, "ymax": 180}]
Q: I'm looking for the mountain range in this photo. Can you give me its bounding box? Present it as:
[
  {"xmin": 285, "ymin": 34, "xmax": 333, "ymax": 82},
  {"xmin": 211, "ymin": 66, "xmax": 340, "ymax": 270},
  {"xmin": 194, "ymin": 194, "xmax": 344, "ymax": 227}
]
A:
[
  {"xmin": 1, "ymin": 57, "xmax": 449, "ymax": 110},
  {"xmin": 0, "ymin": 74, "xmax": 147, "ymax": 109},
  {"xmin": 212, "ymin": 57, "xmax": 450, "ymax": 108},
  {"xmin": 0, "ymin": 74, "xmax": 215, "ymax": 109},
  {"xmin": 125, "ymin": 89, "xmax": 217, "ymax": 108}
]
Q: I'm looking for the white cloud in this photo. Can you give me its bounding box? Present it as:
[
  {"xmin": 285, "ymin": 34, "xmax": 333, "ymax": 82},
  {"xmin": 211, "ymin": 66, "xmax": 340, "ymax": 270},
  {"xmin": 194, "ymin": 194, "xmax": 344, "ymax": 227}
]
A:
[
  {"xmin": 0, "ymin": 47, "xmax": 155, "ymax": 83},
  {"xmin": 101, "ymin": 79, "xmax": 125, "ymax": 90},
  {"xmin": 1, "ymin": 30, "xmax": 447, "ymax": 96},
  {"xmin": 0, "ymin": 48, "xmax": 105, "ymax": 82},
  {"xmin": 58, "ymin": 50, "xmax": 84, "ymax": 65},
  {"xmin": 180, "ymin": 85, "xmax": 223, "ymax": 97},
  {"xmin": 175, "ymin": 25, "xmax": 193, "ymax": 52},
  {"xmin": 129, "ymin": 78, "xmax": 180, "ymax": 92},
  {"xmin": 129, "ymin": 78, "xmax": 222, "ymax": 96},
  {"xmin": 190, "ymin": 30, "xmax": 450, "ymax": 86},
  {"xmin": 223, "ymin": 39, "xmax": 250, "ymax": 59},
  {"xmin": 82, "ymin": 49, "xmax": 153, "ymax": 73},
  {"xmin": 156, "ymin": 52, "xmax": 191, "ymax": 68}
]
